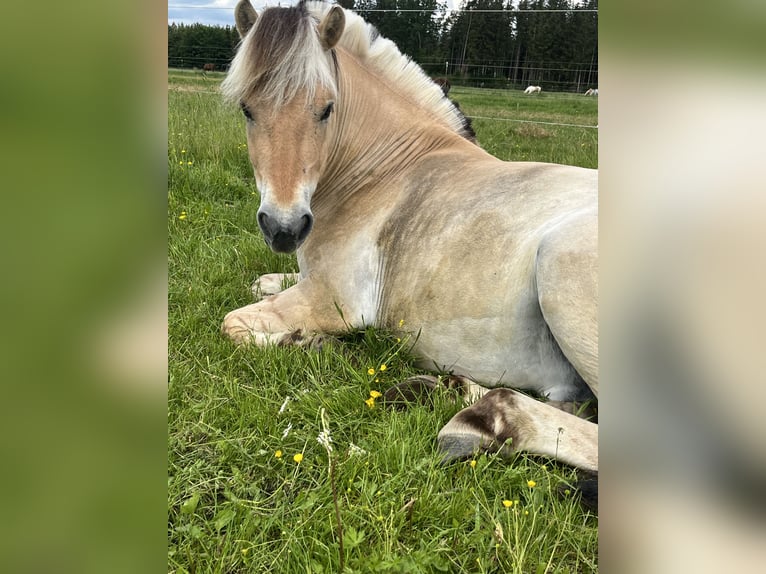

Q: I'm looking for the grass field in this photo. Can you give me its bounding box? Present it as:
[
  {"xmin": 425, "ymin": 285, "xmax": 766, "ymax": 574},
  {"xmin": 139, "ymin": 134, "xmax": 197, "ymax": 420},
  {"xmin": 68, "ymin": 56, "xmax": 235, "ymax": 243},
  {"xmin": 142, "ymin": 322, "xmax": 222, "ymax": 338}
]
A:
[{"xmin": 168, "ymin": 68, "xmax": 598, "ymax": 573}]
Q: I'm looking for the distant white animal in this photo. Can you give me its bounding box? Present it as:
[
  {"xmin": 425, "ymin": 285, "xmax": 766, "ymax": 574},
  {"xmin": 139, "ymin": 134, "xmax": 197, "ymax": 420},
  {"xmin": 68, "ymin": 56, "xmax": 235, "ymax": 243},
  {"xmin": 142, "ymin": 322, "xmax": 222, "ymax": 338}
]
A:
[
  {"xmin": 524, "ymin": 85, "xmax": 542, "ymax": 94},
  {"xmin": 584, "ymin": 88, "xmax": 598, "ymax": 96}
]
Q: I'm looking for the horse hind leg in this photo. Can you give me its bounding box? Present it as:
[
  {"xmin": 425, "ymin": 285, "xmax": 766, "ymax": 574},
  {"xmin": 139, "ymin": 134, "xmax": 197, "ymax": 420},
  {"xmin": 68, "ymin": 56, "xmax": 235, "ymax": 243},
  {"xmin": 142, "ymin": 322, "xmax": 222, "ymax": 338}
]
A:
[
  {"xmin": 535, "ymin": 210, "xmax": 598, "ymax": 396},
  {"xmin": 437, "ymin": 388, "xmax": 598, "ymax": 472},
  {"xmin": 384, "ymin": 374, "xmax": 595, "ymax": 418},
  {"xmin": 382, "ymin": 374, "xmax": 491, "ymax": 409}
]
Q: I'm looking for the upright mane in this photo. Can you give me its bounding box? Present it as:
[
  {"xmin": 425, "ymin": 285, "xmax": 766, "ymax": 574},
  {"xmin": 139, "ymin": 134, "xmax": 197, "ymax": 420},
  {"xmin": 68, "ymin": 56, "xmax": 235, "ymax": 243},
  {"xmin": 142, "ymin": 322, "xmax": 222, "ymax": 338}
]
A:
[{"xmin": 222, "ymin": 1, "xmax": 474, "ymax": 140}]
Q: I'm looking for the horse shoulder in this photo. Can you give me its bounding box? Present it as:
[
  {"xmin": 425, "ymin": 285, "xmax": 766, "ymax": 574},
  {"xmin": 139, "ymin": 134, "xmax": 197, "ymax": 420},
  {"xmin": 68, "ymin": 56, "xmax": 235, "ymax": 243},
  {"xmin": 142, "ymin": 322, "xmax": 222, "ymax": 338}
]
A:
[{"xmin": 298, "ymin": 223, "xmax": 386, "ymax": 329}]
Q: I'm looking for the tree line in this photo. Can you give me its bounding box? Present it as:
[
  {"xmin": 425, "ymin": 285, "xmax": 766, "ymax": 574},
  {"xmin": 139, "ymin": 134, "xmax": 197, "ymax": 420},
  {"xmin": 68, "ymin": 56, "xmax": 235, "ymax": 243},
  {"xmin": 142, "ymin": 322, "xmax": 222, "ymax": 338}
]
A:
[{"xmin": 168, "ymin": 0, "xmax": 597, "ymax": 92}]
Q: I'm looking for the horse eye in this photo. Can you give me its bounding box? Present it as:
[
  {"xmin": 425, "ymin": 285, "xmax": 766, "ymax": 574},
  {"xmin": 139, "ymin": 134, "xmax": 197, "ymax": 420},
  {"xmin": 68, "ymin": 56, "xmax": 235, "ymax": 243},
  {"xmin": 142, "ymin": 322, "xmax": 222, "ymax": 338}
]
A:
[
  {"xmin": 319, "ymin": 102, "xmax": 334, "ymax": 122},
  {"xmin": 240, "ymin": 102, "xmax": 254, "ymax": 121}
]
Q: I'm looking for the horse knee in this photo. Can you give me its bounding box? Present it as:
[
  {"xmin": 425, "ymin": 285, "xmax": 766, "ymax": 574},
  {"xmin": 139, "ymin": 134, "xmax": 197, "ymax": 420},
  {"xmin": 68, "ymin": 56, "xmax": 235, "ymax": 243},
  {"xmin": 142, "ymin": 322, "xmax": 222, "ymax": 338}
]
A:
[
  {"xmin": 221, "ymin": 306, "xmax": 277, "ymax": 345},
  {"xmin": 221, "ymin": 309, "xmax": 255, "ymax": 344}
]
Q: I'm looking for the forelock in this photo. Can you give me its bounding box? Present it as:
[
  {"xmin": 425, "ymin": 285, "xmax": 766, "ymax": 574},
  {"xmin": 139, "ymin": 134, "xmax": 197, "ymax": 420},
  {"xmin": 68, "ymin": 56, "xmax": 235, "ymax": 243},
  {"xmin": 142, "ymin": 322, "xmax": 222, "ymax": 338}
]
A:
[{"xmin": 221, "ymin": 2, "xmax": 337, "ymax": 105}]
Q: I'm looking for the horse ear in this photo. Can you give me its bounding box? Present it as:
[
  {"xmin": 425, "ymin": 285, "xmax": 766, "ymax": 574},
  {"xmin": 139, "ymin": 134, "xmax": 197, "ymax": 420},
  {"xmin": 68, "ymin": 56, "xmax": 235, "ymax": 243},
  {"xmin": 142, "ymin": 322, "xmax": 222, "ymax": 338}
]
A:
[
  {"xmin": 234, "ymin": 0, "xmax": 258, "ymax": 39},
  {"xmin": 318, "ymin": 5, "xmax": 345, "ymax": 50}
]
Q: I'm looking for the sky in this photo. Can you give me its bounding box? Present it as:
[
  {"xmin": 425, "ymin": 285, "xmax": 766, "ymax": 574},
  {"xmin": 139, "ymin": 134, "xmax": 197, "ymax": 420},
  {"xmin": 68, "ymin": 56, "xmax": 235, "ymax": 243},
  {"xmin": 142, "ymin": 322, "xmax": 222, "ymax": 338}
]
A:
[
  {"xmin": 168, "ymin": 1, "xmax": 250, "ymax": 27},
  {"xmin": 167, "ymin": 0, "xmax": 465, "ymax": 27}
]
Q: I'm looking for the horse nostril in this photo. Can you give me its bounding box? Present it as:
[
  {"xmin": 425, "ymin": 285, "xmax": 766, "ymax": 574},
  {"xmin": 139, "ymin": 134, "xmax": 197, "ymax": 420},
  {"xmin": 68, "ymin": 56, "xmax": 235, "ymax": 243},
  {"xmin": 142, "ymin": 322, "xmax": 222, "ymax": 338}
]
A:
[
  {"xmin": 258, "ymin": 211, "xmax": 276, "ymax": 236},
  {"xmin": 297, "ymin": 213, "xmax": 314, "ymax": 241}
]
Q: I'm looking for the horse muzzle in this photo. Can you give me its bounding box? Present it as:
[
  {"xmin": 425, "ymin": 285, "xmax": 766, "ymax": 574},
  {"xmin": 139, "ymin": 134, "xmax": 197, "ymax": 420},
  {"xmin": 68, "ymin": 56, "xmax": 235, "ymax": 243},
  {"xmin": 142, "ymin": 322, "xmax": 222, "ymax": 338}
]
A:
[{"xmin": 257, "ymin": 208, "xmax": 314, "ymax": 253}]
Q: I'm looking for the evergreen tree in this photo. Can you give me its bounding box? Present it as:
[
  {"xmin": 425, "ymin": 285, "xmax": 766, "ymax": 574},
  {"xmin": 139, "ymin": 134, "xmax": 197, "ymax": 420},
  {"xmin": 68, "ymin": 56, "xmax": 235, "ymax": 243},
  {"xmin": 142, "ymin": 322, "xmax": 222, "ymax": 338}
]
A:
[
  {"xmin": 166, "ymin": 1, "xmax": 597, "ymax": 92},
  {"xmin": 167, "ymin": 23, "xmax": 239, "ymax": 70},
  {"xmin": 441, "ymin": 0, "xmax": 513, "ymax": 86},
  {"xmin": 355, "ymin": 0, "xmax": 444, "ymax": 62}
]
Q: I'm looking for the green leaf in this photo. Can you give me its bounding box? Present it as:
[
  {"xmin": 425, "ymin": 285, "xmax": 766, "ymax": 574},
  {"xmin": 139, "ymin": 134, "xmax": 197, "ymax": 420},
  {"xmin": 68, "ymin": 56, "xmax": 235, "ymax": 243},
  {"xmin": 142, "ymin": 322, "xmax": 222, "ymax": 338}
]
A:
[
  {"xmin": 344, "ymin": 526, "xmax": 366, "ymax": 550},
  {"xmin": 214, "ymin": 507, "xmax": 236, "ymax": 531},
  {"xmin": 180, "ymin": 492, "xmax": 200, "ymax": 515}
]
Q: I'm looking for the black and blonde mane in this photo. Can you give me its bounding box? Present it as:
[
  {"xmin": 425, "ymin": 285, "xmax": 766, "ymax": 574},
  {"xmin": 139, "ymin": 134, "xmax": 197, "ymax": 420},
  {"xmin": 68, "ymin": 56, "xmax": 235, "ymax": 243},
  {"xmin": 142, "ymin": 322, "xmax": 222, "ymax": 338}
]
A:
[{"xmin": 221, "ymin": 1, "xmax": 474, "ymax": 141}]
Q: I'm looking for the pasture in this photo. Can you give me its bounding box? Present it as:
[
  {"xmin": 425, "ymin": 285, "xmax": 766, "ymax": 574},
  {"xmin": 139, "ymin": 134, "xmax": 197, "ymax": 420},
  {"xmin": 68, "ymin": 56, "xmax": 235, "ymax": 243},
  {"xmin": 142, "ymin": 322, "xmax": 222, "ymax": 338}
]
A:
[{"xmin": 168, "ymin": 68, "xmax": 598, "ymax": 573}]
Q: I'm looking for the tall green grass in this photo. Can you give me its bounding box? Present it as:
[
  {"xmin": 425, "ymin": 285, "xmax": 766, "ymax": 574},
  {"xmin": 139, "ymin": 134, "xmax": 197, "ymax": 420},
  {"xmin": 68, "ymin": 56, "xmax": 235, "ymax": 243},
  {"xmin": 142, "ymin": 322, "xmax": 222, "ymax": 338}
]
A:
[
  {"xmin": 168, "ymin": 70, "xmax": 598, "ymax": 573},
  {"xmin": 451, "ymin": 86, "xmax": 598, "ymax": 167}
]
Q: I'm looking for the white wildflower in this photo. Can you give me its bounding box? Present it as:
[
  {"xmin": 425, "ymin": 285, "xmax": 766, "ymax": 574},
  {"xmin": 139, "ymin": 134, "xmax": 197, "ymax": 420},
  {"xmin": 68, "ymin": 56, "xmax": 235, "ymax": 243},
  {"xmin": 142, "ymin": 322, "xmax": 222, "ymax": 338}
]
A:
[
  {"xmin": 317, "ymin": 430, "xmax": 333, "ymax": 453},
  {"xmin": 318, "ymin": 408, "xmax": 333, "ymax": 454},
  {"xmin": 281, "ymin": 422, "xmax": 292, "ymax": 439},
  {"xmin": 278, "ymin": 396, "xmax": 291, "ymax": 414},
  {"xmin": 348, "ymin": 443, "xmax": 368, "ymax": 457}
]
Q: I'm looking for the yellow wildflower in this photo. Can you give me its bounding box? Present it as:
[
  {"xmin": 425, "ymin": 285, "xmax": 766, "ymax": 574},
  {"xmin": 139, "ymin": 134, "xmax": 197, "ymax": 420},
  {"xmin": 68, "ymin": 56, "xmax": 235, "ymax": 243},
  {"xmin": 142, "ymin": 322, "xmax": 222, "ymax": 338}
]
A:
[
  {"xmin": 181, "ymin": 149, "xmax": 186, "ymax": 154},
  {"xmin": 379, "ymin": 364, "xmax": 387, "ymax": 372},
  {"xmin": 367, "ymin": 368, "xmax": 375, "ymax": 376},
  {"xmin": 293, "ymin": 453, "xmax": 303, "ymax": 463},
  {"xmin": 369, "ymin": 390, "xmax": 382, "ymax": 399},
  {"xmin": 524, "ymin": 510, "xmax": 529, "ymax": 515},
  {"xmin": 364, "ymin": 397, "xmax": 376, "ymax": 409},
  {"xmin": 187, "ymin": 161, "xmax": 193, "ymax": 166},
  {"xmin": 527, "ymin": 480, "xmax": 536, "ymax": 488},
  {"xmin": 469, "ymin": 460, "xmax": 477, "ymax": 469},
  {"xmin": 178, "ymin": 212, "xmax": 187, "ymax": 220},
  {"xmin": 502, "ymin": 500, "xmax": 513, "ymax": 508},
  {"xmin": 274, "ymin": 450, "xmax": 282, "ymax": 458},
  {"xmin": 398, "ymin": 319, "xmax": 405, "ymax": 328}
]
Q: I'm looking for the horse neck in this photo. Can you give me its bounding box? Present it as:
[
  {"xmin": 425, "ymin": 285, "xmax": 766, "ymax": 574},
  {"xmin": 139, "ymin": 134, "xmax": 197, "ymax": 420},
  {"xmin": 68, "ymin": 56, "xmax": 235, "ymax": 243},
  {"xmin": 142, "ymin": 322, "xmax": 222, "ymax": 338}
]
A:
[{"xmin": 315, "ymin": 52, "xmax": 464, "ymax": 207}]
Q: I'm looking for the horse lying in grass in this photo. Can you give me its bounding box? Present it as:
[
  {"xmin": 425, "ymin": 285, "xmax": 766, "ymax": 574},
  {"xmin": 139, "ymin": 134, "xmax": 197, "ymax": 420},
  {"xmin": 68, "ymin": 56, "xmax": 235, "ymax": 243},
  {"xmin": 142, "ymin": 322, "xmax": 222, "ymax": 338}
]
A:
[{"xmin": 221, "ymin": 0, "xmax": 598, "ymax": 500}]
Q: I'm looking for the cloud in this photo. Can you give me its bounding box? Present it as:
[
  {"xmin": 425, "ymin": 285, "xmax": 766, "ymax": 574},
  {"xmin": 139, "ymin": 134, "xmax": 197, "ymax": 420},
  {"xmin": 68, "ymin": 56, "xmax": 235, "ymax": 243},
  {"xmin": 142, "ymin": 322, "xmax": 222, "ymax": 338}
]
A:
[{"xmin": 168, "ymin": 0, "xmax": 285, "ymax": 26}]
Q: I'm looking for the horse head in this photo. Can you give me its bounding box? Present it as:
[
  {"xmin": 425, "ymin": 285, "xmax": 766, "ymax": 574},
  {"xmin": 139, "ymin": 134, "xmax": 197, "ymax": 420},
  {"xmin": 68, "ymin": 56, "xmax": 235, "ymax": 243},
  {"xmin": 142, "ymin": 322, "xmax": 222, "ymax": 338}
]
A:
[{"xmin": 224, "ymin": 0, "xmax": 345, "ymax": 253}]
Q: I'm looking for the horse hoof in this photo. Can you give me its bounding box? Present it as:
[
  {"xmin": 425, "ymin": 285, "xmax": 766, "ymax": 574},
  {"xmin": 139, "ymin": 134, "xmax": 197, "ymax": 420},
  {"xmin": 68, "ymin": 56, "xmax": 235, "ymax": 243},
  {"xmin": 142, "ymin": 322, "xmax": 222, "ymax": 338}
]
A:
[
  {"xmin": 437, "ymin": 432, "xmax": 487, "ymax": 464},
  {"xmin": 557, "ymin": 471, "xmax": 598, "ymax": 514},
  {"xmin": 382, "ymin": 375, "xmax": 440, "ymax": 409},
  {"xmin": 251, "ymin": 273, "xmax": 296, "ymax": 299},
  {"xmin": 277, "ymin": 329, "xmax": 337, "ymax": 350}
]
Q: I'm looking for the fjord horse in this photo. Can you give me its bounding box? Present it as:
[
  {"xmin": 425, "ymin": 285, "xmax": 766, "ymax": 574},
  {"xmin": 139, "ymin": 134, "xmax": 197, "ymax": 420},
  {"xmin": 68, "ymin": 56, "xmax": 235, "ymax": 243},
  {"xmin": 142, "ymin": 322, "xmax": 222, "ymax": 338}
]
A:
[{"xmin": 221, "ymin": 1, "xmax": 598, "ymax": 481}]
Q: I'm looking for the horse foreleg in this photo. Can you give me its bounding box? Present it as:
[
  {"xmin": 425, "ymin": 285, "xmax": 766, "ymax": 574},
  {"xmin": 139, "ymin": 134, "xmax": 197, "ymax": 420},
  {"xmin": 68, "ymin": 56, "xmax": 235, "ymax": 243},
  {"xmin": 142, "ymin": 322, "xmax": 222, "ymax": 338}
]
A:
[
  {"xmin": 437, "ymin": 388, "xmax": 598, "ymax": 472},
  {"xmin": 251, "ymin": 272, "xmax": 301, "ymax": 299},
  {"xmin": 222, "ymin": 277, "xmax": 346, "ymax": 346}
]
